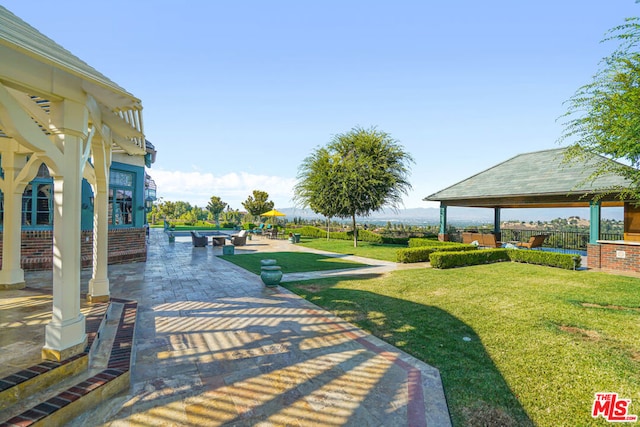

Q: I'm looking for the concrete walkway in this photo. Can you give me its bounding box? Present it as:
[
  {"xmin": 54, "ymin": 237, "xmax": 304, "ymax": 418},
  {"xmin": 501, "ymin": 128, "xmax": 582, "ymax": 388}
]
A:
[{"xmin": 15, "ymin": 229, "xmax": 451, "ymax": 426}]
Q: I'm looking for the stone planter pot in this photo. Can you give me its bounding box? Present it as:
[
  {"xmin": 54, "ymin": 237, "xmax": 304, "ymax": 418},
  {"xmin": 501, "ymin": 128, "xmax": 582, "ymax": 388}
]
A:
[{"xmin": 260, "ymin": 259, "xmax": 282, "ymax": 287}]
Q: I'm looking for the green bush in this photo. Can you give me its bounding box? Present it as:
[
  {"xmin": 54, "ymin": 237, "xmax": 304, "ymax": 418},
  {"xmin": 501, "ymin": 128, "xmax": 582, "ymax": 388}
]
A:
[
  {"xmin": 397, "ymin": 244, "xmax": 477, "ymax": 263},
  {"xmin": 430, "ymin": 249, "xmax": 510, "ymax": 269},
  {"xmin": 220, "ymin": 222, "xmax": 236, "ymax": 229},
  {"xmin": 507, "ymin": 249, "xmax": 581, "ymax": 270},
  {"xmin": 296, "ymin": 226, "xmax": 384, "ymax": 243},
  {"xmin": 408, "ymin": 238, "xmax": 461, "ymax": 248},
  {"xmin": 358, "ymin": 229, "xmax": 384, "ymax": 243},
  {"xmin": 430, "ymin": 248, "xmax": 582, "ymax": 270},
  {"xmin": 297, "ymin": 226, "xmax": 328, "ymax": 238},
  {"xmin": 382, "ymin": 236, "xmax": 410, "ymax": 245}
]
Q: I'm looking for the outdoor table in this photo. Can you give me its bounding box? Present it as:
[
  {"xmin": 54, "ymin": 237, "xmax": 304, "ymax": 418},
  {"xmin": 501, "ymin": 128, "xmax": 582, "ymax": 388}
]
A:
[{"xmin": 211, "ymin": 236, "xmax": 227, "ymax": 246}]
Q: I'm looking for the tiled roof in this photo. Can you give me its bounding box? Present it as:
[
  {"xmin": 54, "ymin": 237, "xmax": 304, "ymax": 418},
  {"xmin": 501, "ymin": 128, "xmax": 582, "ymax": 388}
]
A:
[{"xmin": 425, "ymin": 148, "xmax": 632, "ymax": 207}]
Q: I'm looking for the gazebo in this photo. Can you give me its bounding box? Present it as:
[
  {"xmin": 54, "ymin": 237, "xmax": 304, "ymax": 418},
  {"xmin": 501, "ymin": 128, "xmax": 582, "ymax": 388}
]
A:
[
  {"xmin": 425, "ymin": 148, "xmax": 640, "ymax": 274},
  {"xmin": 0, "ymin": 6, "xmax": 148, "ymax": 361}
]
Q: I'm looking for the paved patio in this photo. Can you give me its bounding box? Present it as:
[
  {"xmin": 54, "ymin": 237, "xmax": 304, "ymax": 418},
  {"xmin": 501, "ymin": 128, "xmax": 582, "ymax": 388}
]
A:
[{"xmin": 2, "ymin": 228, "xmax": 450, "ymax": 426}]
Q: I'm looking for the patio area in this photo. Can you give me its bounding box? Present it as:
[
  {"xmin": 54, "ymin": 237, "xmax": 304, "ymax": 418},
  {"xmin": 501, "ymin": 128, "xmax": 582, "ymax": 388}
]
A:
[{"xmin": 0, "ymin": 228, "xmax": 450, "ymax": 426}]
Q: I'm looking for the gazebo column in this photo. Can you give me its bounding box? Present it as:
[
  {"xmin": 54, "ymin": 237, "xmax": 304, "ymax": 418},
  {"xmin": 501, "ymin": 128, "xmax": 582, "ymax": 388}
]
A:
[
  {"xmin": 493, "ymin": 207, "xmax": 501, "ymax": 241},
  {"xmin": 0, "ymin": 149, "xmax": 26, "ymax": 289},
  {"xmin": 43, "ymin": 100, "xmax": 87, "ymax": 361},
  {"xmin": 87, "ymin": 180, "xmax": 110, "ymax": 302},
  {"xmin": 87, "ymin": 136, "xmax": 111, "ymax": 303},
  {"xmin": 589, "ymin": 200, "xmax": 601, "ymax": 244},
  {"xmin": 438, "ymin": 203, "xmax": 448, "ymax": 241}
]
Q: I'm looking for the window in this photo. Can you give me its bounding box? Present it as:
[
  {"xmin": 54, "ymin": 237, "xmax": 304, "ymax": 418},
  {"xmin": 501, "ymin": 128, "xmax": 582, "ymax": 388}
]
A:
[
  {"xmin": 109, "ymin": 170, "xmax": 135, "ymax": 226},
  {"xmin": 22, "ymin": 164, "xmax": 52, "ymax": 227},
  {"xmin": 22, "ymin": 182, "xmax": 52, "ymax": 226}
]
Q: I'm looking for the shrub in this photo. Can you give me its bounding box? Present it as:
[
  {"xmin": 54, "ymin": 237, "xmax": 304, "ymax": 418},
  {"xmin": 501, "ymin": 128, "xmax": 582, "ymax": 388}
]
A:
[
  {"xmin": 220, "ymin": 222, "xmax": 236, "ymax": 229},
  {"xmin": 507, "ymin": 249, "xmax": 581, "ymax": 270},
  {"xmin": 397, "ymin": 244, "xmax": 477, "ymax": 263},
  {"xmin": 408, "ymin": 238, "xmax": 461, "ymax": 248},
  {"xmin": 358, "ymin": 229, "xmax": 383, "ymax": 244},
  {"xmin": 429, "ymin": 248, "xmax": 583, "ymax": 270},
  {"xmin": 297, "ymin": 226, "xmax": 328, "ymax": 239},
  {"xmin": 296, "ymin": 226, "xmax": 385, "ymax": 243},
  {"xmin": 382, "ymin": 236, "xmax": 410, "ymax": 245},
  {"xmin": 430, "ymin": 249, "xmax": 509, "ymax": 269}
]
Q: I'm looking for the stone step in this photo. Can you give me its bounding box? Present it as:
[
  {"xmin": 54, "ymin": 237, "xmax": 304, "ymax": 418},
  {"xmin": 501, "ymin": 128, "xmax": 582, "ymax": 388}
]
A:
[{"xmin": 0, "ymin": 299, "xmax": 137, "ymax": 427}]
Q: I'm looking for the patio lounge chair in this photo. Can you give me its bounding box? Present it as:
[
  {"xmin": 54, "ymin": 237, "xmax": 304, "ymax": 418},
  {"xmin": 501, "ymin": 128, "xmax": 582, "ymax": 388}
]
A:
[
  {"xmin": 252, "ymin": 223, "xmax": 265, "ymax": 235},
  {"xmin": 517, "ymin": 234, "xmax": 547, "ymax": 250},
  {"xmin": 230, "ymin": 230, "xmax": 248, "ymax": 246},
  {"xmin": 190, "ymin": 231, "xmax": 208, "ymax": 247}
]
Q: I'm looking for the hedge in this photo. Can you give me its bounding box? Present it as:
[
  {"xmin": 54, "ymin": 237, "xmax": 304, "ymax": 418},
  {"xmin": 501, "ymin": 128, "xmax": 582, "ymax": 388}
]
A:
[
  {"xmin": 397, "ymin": 244, "xmax": 477, "ymax": 263},
  {"xmin": 294, "ymin": 226, "xmax": 385, "ymax": 243},
  {"xmin": 506, "ymin": 249, "xmax": 581, "ymax": 269},
  {"xmin": 382, "ymin": 236, "xmax": 410, "ymax": 245},
  {"xmin": 408, "ymin": 238, "xmax": 463, "ymax": 248},
  {"xmin": 429, "ymin": 249, "xmax": 509, "ymax": 269},
  {"xmin": 430, "ymin": 248, "xmax": 582, "ymax": 270}
]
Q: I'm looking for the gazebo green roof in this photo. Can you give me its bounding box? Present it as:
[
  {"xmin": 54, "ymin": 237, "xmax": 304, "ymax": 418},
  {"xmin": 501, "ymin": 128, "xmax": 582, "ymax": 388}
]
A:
[{"xmin": 425, "ymin": 148, "xmax": 631, "ymax": 208}]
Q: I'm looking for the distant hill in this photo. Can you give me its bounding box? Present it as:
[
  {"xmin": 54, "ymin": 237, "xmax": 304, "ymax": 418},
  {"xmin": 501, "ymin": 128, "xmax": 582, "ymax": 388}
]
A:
[{"xmin": 280, "ymin": 206, "xmax": 623, "ymax": 224}]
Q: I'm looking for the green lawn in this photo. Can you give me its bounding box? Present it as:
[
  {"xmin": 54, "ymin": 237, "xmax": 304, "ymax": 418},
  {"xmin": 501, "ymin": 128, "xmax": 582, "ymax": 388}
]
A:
[
  {"xmin": 218, "ymin": 251, "xmax": 368, "ymax": 275},
  {"xmin": 279, "ymin": 261, "xmax": 640, "ymax": 427},
  {"xmin": 297, "ymin": 238, "xmax": 406, "ymax": 262}
]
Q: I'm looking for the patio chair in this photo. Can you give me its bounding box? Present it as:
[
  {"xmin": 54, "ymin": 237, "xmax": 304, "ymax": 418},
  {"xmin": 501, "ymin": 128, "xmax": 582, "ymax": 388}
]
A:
[
  {"xmin": 190, "ymin": 231, "xmax": 208, "ymax": 247},
  {"xmin": 230, "ymin": 229, "xmax": 248, "ymax": 246},
  {"xmin": 517, "ymin": 234, "xmax": 547, "ymax": 250},
  {"xmin": 252, "ymin": 223, "xmax": 265, "ymax": 235}
]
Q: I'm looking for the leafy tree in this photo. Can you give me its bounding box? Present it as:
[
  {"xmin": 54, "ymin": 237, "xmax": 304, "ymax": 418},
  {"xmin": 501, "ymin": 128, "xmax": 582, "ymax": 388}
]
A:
[
  {"xmin": 560, "ymin": 17, "xmax": 640, "ymax": 200},
  {"xmin": 157, "ymin": 200, "xmax": 174, "ymax": 220},
  {"xmin": 220, "ymin": 206, "xmax": 242, "ymax": 224},
  {"xmin": 206, "ymin": 196, "xmax": 227, "ymax": 227},
  {"xmin": 295, "ymin": 126, "xmax": 413, "ymax": 247},
  {"xmin": 242, "ymin": 190, "xmax": 274, "ymax": 218},
  {"xmin": 173, "ymin": 201, "xmax": 193, "ymax": 218},
  {"xmin": 294, "ymin": 147, "xmax": 341, "ymax": 239}
]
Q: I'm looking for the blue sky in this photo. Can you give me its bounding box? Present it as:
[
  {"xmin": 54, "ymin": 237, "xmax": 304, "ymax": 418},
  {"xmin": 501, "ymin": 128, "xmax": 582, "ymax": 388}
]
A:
[{"xmin": 4, "ymin": 1, "xmax": 639, "ymax": 212}]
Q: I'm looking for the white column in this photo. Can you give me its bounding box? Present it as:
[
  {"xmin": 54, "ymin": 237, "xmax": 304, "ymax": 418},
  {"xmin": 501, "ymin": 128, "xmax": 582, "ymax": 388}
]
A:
[
  {"xmin": 87, "ymin": 135, "xmax": 111, "ymax": 303},
  {"xmin": 0, "ymin": 151, "xmax": 26, "ymax": 288},
  {"xmin": 87, "ymin": 179, "xmax": 110, "ymax": 302},
  {"xmin": 42, "ymin": 100, "xmax": 87, "ymax": 361}
]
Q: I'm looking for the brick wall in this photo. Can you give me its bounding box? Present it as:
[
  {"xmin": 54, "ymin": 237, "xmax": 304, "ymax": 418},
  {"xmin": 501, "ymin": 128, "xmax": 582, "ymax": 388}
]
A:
[
  {"xmin": 589, "ymin": 242, "xmax": 640, "ymax": 274},
  {"xmin": 587, "ymin": 244, "xmax": 601, "ymax": 269},
  {"xmin": 0, "ymin": 228, "xmax": 147, "ymax": 270}
]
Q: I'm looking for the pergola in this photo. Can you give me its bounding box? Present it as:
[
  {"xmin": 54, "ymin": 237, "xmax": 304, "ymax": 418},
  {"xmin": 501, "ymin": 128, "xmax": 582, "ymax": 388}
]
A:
[
  {"xmin": 425, "ymin": 148, "xmax": 632, "ymax": 244},
  {"xmin": 0, "ymin": 6, "xmax": 146, "ymax": 360}
]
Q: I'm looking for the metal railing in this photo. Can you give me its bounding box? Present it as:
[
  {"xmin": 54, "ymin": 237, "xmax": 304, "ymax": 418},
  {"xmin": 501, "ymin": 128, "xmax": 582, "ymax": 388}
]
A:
[{"xmin": 449, "ymin": 228, "xmax": 623, "ymax": 252}]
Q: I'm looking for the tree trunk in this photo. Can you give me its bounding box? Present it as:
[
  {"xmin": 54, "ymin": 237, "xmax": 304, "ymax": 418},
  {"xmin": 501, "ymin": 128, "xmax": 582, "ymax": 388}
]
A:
[
  {"xmin": 326, "ymin": 217, "xmax": 330, "ymax": 240},
  {"xmin": 352, "ymin": 214, "xmax": 358, "ymax": 247}
]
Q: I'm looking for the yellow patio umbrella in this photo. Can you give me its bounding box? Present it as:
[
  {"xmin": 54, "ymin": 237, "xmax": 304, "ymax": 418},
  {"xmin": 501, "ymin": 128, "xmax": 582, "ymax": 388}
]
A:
[{"xmin": 261, "ymin": 208, "xmax": 286, "ymax": 224}]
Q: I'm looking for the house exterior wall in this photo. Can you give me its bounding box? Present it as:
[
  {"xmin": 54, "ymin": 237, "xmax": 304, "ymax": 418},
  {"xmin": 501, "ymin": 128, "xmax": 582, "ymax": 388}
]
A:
[
  {"xmin": 0, "ymin": 228, "xmax": 146, "ymax": 270},
  {"xmin": 0, "ymin": 160, "xmax": 148, "ymax": 270}
]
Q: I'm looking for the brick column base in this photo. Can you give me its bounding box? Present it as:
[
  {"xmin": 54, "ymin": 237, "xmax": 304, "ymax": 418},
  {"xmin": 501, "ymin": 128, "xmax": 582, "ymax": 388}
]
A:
[{"xmin": 587, "ymin": 243, "xmax": 601, "ymax": 269}]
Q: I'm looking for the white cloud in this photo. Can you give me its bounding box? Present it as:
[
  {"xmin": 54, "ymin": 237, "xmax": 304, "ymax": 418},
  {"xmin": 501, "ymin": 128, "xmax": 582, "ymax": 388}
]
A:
[{"xmin": 149, "ymin": 169, "xmax": 296, "ymax": 209}]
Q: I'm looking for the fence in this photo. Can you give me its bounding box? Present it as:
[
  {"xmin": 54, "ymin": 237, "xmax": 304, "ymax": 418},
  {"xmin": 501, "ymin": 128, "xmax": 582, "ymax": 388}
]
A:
[{"xmin": 449, "ymin": 228, "xmax": 623, "ymax": 252}]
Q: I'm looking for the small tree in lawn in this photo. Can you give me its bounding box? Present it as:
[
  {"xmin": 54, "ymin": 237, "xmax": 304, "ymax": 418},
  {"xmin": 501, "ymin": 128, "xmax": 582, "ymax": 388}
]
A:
[
  {"xmin": 295, "ymin": 126, "xmax": 413, "ymax": 247},
  {"xmin": 206, "ymin": 196, "xmax": 227, "ymax": 228},
  {"xmin": 242, "ymin": 190, "xmax": 275, "ymax": 220},
  {"xmin": 294, "ymin": 147, "xmax": 341, "ymax": 239},
  {"xmin": 560, "ymin": 17, "xmax": 640, "ymax": 200}
]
